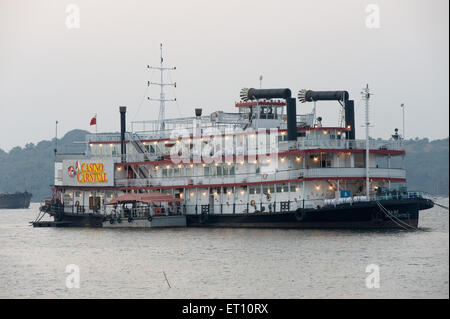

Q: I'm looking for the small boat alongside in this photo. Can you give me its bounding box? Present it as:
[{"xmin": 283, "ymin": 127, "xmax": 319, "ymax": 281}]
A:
[{"xmin": 37, "ymin": 193, "xmax": 186, "ymax": 228}]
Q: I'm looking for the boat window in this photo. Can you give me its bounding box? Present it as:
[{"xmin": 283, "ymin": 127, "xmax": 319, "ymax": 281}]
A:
[
  {"xmin": 276, "ymin": 106, "xmax": 284, "ymax": 117},
  {"xmin": 259, "ymin": 107, "xmax": 267, "ymax": 119},
  {"xmin": 222, "ymin": 165, "xmax": 234, "ymax": 175},
  {"xmin": 263, "ymin": 186, "xmax": 275, "ymax": 194},
  {"xmin": 290, "ymin": 183, "xmax": 299, "ymax": 192},
  {"xmin": 250, "ymin": 186, "xmax": 261, "ymax": 194},
  {"xmin": 267, "ymin": 107, "xmax": 274, "ymax": 119}
]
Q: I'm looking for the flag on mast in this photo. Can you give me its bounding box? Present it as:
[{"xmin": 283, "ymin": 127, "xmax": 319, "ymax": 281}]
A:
[
  {"xmin": 90, "ymin": 114, "xmax": 97, "ymax": 126},
  {"xmin": 90, "ymin": 114, "xmax": 97, "ymax": 134}
]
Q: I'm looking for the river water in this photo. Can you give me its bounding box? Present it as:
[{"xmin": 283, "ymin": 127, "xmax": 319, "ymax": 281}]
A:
[{"xmin": 0, "ymin": 200, "xmax": 448, "ymax": 299}]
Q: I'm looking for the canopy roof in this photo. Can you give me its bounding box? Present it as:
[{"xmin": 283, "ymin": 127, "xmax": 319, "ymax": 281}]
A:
[{"xmin": 105, "ymin": 193, "xmax": 182, "ymax": 205}]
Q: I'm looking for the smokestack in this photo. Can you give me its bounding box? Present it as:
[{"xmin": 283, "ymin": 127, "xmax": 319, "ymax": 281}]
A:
[
  {"xmin": 298, "ymin": 90, "xmax": 349, "ymax": 102},
  {"xmin": 240, "ymin": 88, "xmax": 297, "ymax": 141},
  {"xmin": 344, "ymin": 100, "xmax": 355, "ymax": 140},
  {"xmin": 286, "ymin": 98, "xmax": 297, "ymax": 141},
  {"xmin": 298, "ymin": 89, "xmax": 355, "ymax": 139},
  {"xmin": 119, "ymin": 106, "xmax": 126, "ymax": 161},
  {"xmin": 240, "ymin": 88, "xmax": 291, "ymax": 101},
  {"xmin": 195, "ymin": 108, "xmax": 202, "ymax": 117}
]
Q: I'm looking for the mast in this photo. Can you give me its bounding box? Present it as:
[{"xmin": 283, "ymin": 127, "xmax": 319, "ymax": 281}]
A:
[
  {"xmin": 401, "ymin": 103, "xmax": 405, "ymax": 140},
  {"xmin": 147, "ymin": 43, "xmax": 176, "ymax": 131},
  {"xmin": 54, "ymin": 120, "xmax": 58, "ymax": 155},
  {"xmin": 362, "ymin": 84, "xmax": 370, "ymax": 199}
]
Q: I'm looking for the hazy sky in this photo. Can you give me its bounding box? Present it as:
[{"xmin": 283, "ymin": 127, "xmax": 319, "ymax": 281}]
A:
[{"xmin": 0, "ymin": 0, "xmax": 448, "ymax": 151}]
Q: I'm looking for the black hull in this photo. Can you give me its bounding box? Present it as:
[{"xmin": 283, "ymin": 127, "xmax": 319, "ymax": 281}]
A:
[
  {"xmin": 0, "ymin": 192, "xmax": 32, "ymax": 209},
  {"xmin": 186, "ymin": 198, "xmax": 434, "ymax": 229},
  {"xmin": 44, "ymin": 212, "xmax": 104, "ymax": 227},
  {"xmin": 40, "ymin": 214, "xmax": 105, "ymax": 227},
  {"xmin": 36, "ymin": 198, "xmax": 434, "ymax": 229}
]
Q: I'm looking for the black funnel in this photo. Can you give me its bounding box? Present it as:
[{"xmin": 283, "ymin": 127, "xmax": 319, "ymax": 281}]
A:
[
  {"xmin": 240, "ymin": 88, "xmax": 297, "ymax": 141},
  {"xmin": 298, "ymin": 89, "xmax": 355, "ymax": 139},
  {"xmin": 119, "ymin": 106, "xmax": 126, "ymax": 160}
]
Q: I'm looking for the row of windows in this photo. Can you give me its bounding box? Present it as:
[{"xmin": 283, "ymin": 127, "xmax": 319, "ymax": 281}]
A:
[
  {"xmin": 239, "ymin": 106, "xmax": 285, "ymax": 119},
  {"xmin": 204, "ymin": 165, "xmax": 236, "ymax": 176},
  {"xmin": 162, "ymin": 165, "xmax": 239, "ymax": 177},
  {"xmin": 158, "ymin": 159, "xmax": 332, "ymax": 178},
  {"xmin": 162, "ymin": 167, "xmax": 194, "ymax": 177},
  {"xmin": 160, "ymin": 165, "xmax": 287, "ymax": 177},
  {"xmin": 186, "ymin": 184, "xmax": 301, "ymax": 196},
  {"xmin": 249, "ymin": 184, "xmax": 300, "ymax": 195},
  {"xmin": 64, "ymin": 183, "xmax": 302, "ymax": 203}
]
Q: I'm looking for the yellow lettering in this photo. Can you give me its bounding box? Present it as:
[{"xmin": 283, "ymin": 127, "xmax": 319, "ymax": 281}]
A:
[{"xmin": 75, "ymin": 162, "xmax": 108, "ymax": 183}]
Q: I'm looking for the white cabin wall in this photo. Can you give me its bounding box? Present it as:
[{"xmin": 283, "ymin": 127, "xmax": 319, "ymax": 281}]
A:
[{"xmin": 54, "ymin": 162, "xmax": 62, "ymax": 186}]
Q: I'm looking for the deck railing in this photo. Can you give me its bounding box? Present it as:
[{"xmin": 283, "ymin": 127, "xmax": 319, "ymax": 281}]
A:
[
  {"xmin": 54, "ymin": 191, "xmax": 428, "ymax": 219},
  {"xmin": 115, "ymin": 167, "xmax": 406, "ymax": 188},
  {"xmin": 296, "ymin": 139, "xmax": 404, "ymax": 151},
  {"xmin": 92, "ymin": 140, "xmax": 404, "ymax": 164}
]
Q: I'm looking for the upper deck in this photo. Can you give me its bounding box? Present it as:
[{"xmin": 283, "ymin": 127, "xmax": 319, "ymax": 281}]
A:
[
  {"xmin": 84, "ymin": 128, "xmax": 405, "ymax": 165},
  {"xmin": 81, "ymin": 89, "xmax": 404, "ymax": 165}
]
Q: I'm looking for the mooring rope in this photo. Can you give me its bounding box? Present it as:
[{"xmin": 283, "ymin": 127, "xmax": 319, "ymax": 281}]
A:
[
  {"xmin": 376, "ymin": 202, "xmax": 416, "ymax": 231},
  {"xmin": 36, "ymin": 212, "xmax": 46, "ymax": 223},
  {"xmin": 433, "ymin": 202, "xmax": 449, "ymax": 210},
  {"xmin": 32, "ymin": 207, "xmax": 47, "ymax": 224},
  {"xmin": 375, "ymin": 201, "xmax": 419, "ymax": 231},
  {"xmin": 409, "ymin": 191, "xmax": 449, "ymax": 210},
  {"xmin": 33, "ymin": 211, "xmax": 42, "ymax": 223}
]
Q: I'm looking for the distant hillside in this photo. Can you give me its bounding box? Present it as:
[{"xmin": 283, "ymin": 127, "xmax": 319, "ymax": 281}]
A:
[
  {"xmin": 403, "ymin": 137, "xmax": 449, "ymax": 195},
  {"xmin": 0, "ymin": 130, "xmax": 88, "ymax": 201},
  {"xmin": 0, "ymin": 131, "xmax": 448, "ymax": 201}
]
